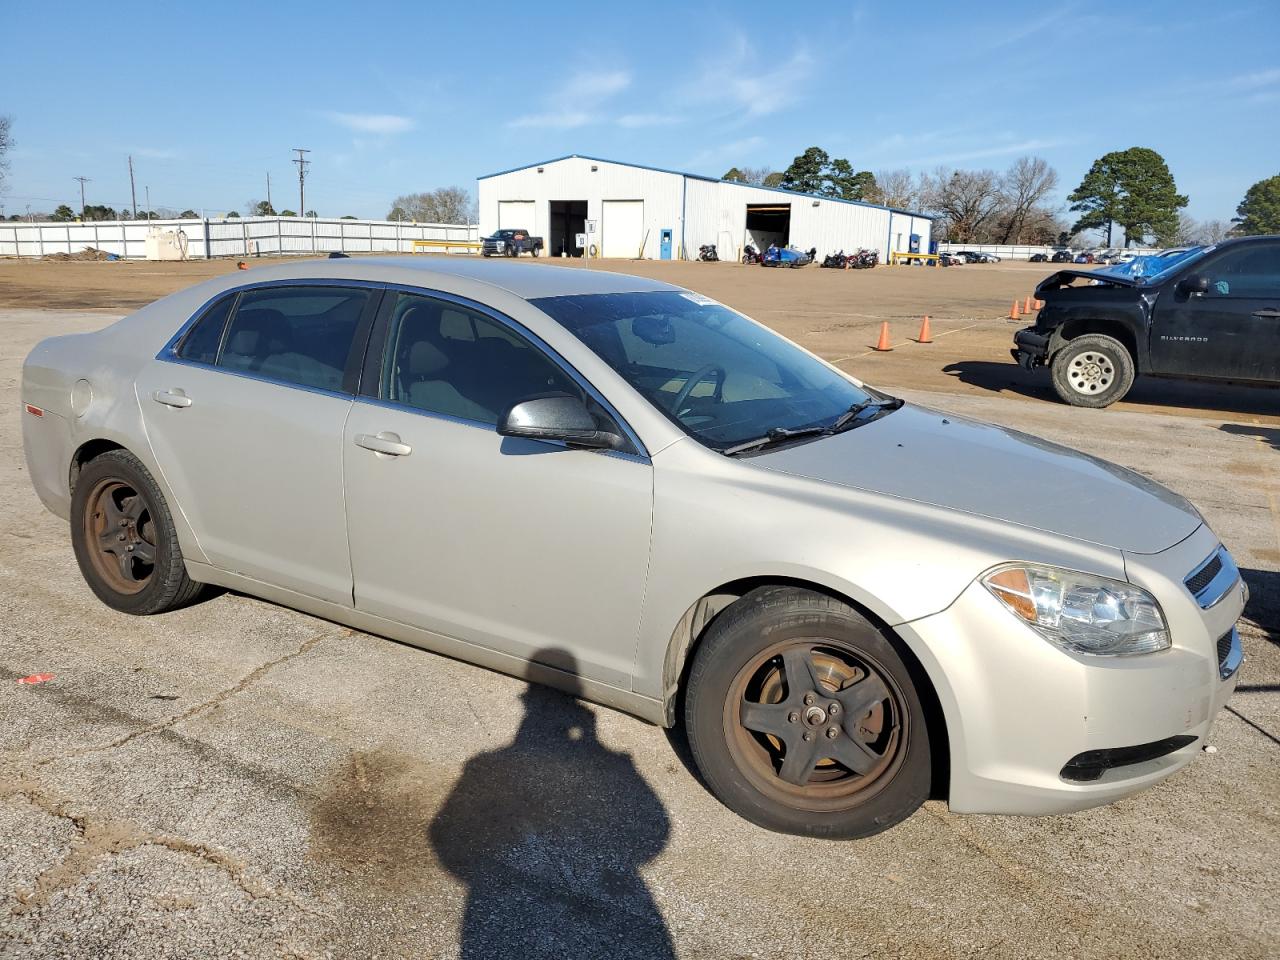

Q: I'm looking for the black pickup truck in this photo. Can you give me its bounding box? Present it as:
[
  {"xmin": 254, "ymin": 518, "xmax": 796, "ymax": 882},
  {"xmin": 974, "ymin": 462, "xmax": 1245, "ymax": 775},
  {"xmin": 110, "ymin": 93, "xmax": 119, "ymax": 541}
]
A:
[
  {"xmin": 1012, "ymin": 234, "xmax": 1280, "ymax": 407},
  {"xmin": 481, "ymin": 228, "xmax": 544, "ymax": 258}
]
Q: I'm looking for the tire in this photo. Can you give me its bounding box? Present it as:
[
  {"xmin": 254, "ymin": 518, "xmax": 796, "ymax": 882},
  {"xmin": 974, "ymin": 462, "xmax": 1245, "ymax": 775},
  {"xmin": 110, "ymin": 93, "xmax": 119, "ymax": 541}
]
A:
[
  {"xmin": 1050, "ymin": 333, "xmax": 1135, "ymax": 408},
  {"xmin": 70, "ymin": 449, "xmax": 205, "ymax": 615},
  {"xmin": 506, "ymin": 244, "xmax": 517, "ymax": 258},
  {"xmin": 684, "ymin": 587, "xmax": 931, "ymax": 839},
  {"xmin": 531, "ymin": 246, "xmax": 540, "ymax": 258},
  {"xmin": 482, "ymin": 251, "xmax": 491, "ymax": 258}
]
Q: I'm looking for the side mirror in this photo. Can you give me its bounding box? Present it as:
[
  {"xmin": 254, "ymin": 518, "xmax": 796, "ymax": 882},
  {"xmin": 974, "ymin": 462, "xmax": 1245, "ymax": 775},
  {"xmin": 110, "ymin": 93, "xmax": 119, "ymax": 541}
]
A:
[
  {"xmin": 497, "ymin": 396, "xmax": 624, "ymax": 450},
  {"xmin": 1178, "ymin": 274, "xmax": 1209, "ymax": 295}
]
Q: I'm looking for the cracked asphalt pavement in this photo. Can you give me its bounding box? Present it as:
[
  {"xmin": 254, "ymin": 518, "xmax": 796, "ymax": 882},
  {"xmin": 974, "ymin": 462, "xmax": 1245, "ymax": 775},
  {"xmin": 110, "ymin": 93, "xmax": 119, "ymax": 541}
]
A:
[{"xmin": 1, "ymin": 304, "xmax": 1277, "ymax": 960}]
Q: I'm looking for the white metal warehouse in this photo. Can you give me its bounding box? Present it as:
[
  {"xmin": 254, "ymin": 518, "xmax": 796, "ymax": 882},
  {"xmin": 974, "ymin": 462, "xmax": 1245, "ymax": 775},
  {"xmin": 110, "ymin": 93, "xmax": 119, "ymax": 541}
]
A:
[{"xmin": 477, "ymin": 154, "xmax": 933, "ymax": 262}]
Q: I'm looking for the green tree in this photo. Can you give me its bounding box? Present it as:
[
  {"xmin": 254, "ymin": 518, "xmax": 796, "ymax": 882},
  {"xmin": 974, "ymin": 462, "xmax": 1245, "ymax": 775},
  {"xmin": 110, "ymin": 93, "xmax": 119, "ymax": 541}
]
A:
[
  {"xmin": 279, "ymin": 209, "xmax": 298, "ymax": 217},
  {"xmin": 1233, "ymin": 174, "xmax": 1280, "ymax": 235},
  {"xmin": 225, "ymin": 210, "xmax": 240, "ymax": 218},
  {"xmin": 340, "ymin": 214, "xmax": 358, "ymax": 219},
  {"xmin": 305, "ymin": 209, "xmax": 318, "ymax": 218},
  {"xmin": 248, "ymin": 199, "xmax": 276, "ymax": 216},
  {"xmin": 722, "ymin": 167, "xmax": 746, "ymax": 182},
  {"xmin": 1067, "ymin": 147, "xmax": 1188, "ymax": 247},
  {"xmin": 82, "ymin": 204, "xmax": 117, "ymax": 221},
  {"xmin": 780, "ymin": 147, "xmax": 875, "ymax": 200},
  {"xmin": 762, "ymin": 171, "xmax": 785, "ymax": 188},
  {"xmin": 50, "ymin": 204, "xmax": 76, "ymax": 222},
  {"xmin": 178, "ymin": 210, "xmax": 199, "ymax": 219}
]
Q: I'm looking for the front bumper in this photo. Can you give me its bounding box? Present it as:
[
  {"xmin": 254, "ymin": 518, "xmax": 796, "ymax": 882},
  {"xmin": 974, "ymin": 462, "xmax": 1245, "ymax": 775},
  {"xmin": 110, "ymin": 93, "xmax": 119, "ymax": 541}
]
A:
[
  {"xmin": 897, "ymin": 524, "xmax": 1245, "ymax": 816},
  {"xmin": 1011, "ymin": 326, "xmax": 1050, "ymax": 370}
]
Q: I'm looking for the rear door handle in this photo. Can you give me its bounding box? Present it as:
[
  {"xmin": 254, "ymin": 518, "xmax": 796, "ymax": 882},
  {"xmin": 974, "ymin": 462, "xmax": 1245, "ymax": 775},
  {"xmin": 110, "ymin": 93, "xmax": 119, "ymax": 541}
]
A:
[
  {"xmin": 354, "ymin": 432, "xmax": 412, "ymax": 457},
  {"xmin": 1251, "ymin": 309, "xmax": 1280, "ymax": 319},
  {"xmin": 153, "ymin": 389, "xmax": 192, "ymax": 408}
]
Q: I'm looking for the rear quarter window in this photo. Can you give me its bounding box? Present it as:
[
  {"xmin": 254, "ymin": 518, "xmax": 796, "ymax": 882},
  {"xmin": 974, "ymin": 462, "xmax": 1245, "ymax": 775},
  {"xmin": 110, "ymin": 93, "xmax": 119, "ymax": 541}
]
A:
[{"xmin": 176, "ymin": 295, "xmax": 235, "ymax": 364}]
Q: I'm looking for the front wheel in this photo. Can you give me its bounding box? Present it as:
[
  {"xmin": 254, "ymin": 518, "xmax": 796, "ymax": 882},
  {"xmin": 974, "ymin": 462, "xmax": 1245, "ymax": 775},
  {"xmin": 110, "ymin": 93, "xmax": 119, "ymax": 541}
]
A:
[
  {"xmin": 684, "ymin": 587, "xmax": 931, "ymax": 838},
  {"xmin": 1050, "ymin": 333, "xmax": 1135, "ymax": 408},
  {"xmin": 70, "ymin": 449, "xmax": 205, "ymax": 615},
  {"xmin": 531, "ymin": 246, "xmax": 540, "ymax": 258}
]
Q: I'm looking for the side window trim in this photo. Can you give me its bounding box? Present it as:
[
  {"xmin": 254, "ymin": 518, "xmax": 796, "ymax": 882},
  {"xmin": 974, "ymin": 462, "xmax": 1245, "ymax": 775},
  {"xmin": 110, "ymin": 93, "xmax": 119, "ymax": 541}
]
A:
[
  {"xmin": 365, "ymin": 284, "xmax": 649, "ymax": 459},
  {"xmin": 159, "ymin": 279, "xmax": 384, "ymax": 399}
]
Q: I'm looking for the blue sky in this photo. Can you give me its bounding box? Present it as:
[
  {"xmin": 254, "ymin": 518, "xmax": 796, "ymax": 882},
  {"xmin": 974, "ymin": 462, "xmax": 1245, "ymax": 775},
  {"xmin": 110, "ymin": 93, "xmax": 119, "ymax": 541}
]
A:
[{"xmin": 4, "ymin": 1, "xmax": 1277, "ymax": 223}]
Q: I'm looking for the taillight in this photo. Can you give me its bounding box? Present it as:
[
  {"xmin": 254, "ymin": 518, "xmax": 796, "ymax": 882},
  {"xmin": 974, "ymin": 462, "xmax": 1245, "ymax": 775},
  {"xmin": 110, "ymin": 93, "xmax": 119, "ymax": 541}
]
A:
[{"xmin": 25, "ymin": 404, "xmax": 44, "ymax": 417}]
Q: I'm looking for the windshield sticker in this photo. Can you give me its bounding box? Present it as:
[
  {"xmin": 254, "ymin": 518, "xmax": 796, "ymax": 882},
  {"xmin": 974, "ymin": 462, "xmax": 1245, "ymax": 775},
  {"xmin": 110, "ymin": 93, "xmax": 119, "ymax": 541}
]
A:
[{"xmin": 680, "ymin": 292, "xmax": 718, "ymax": 307}]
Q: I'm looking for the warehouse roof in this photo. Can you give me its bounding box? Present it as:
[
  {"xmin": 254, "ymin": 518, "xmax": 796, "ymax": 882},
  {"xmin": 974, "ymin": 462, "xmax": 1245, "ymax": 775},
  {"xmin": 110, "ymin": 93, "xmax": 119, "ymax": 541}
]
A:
[{"xmin": 477, "ymin": 154, "xmax": 934, "ymax": 219}]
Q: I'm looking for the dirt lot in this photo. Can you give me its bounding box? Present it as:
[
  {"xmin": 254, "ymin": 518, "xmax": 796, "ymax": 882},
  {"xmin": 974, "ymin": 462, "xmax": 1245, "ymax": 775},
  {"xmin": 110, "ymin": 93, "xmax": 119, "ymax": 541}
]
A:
[{"xmin": 1, "ymin": 256, "xmax": 1277, "ymax": 959}]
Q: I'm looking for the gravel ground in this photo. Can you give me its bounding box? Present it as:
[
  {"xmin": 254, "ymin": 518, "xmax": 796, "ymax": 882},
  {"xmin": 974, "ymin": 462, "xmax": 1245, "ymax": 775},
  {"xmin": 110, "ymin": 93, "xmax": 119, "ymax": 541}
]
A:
[{"xmin": 0, "ymin": 299, "xmax": 1276, "ymax": 960}]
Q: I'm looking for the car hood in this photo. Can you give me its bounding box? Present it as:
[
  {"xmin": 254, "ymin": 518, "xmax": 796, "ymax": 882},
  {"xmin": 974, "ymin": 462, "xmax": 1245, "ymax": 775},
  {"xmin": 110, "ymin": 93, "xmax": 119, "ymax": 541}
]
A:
[
  {"xmin": 1036, "ymin": 269, "xmax": 1143, "ymax": 294},
  {"xmin": 749, "ymin": 404, "xmax": 1201, "ymax": 554}
]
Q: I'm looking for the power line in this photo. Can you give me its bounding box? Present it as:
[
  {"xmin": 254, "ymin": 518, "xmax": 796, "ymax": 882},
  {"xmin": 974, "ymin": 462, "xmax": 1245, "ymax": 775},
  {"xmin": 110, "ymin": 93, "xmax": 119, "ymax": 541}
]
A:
[{"xmin": 292, "ymin": 148, "xmax": 310, "ymax": 216}]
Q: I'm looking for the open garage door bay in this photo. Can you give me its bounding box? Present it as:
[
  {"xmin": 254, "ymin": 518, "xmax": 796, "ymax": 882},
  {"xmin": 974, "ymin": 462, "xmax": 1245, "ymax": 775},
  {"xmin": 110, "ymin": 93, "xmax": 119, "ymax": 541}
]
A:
[
  {"xmin": 498, "ymin": 201, "xmax": 535, "ymax": 231},
  {"xmin": 603, "ymin": 200, "xmax": 644, "ymax": 258}
]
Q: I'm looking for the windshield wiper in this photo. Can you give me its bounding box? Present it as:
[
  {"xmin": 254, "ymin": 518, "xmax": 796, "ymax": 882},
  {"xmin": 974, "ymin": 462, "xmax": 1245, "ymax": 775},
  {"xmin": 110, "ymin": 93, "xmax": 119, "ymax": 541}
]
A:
[
  {"xmin": 828, "ymin": 397, "xmax": 904, "ymax": 434},
  {"xmin": 722, "ymin": 426, "xmax": 828, "ymax": 457}
]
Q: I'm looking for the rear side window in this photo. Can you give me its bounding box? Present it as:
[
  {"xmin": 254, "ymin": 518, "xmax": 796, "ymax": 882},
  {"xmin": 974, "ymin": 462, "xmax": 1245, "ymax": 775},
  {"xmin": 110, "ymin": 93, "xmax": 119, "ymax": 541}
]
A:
[
  {"xmin": 176, "ymin": 295, "xmax": 235, "ymax": 364},
  {"xmin": 217, "ymin": 286, "xmax": 372, "ymax": 392}
]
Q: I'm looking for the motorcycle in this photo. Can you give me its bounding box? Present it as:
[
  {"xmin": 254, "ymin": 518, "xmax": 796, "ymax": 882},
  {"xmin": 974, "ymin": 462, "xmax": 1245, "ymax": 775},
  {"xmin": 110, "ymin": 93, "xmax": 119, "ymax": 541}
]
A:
[
  {"xmin": 741, "ymin": 244, "xmax": 761, "ymax": 265},
  {"xmin": 698, "ymin": 244, "xmax": 719, "ymax": 262},
  {"xmin": 852, "ymin": 248, "xmax": 879, "ymax": 269},
  {"xmin": 821, "ymin": 251, "xmax": 848, "ymax": 269}
]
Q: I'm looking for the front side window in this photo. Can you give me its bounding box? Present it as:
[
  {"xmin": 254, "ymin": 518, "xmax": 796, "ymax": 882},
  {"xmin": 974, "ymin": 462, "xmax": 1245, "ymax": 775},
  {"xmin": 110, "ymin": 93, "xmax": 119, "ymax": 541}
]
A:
[
  {"xmin": 217, "ymin": 285, "xmax": 372, "ymax": 391},
  {"xmin": 532, "ymin": 291, "xmax": 880, "ymax": 450},
  {"xmin": 380, "ymin": 292, "xmax": 579, "ymax": 424},
  {"xmin": 1199, "ymin": 244, "xmax": 1280, "ymax": 299}
]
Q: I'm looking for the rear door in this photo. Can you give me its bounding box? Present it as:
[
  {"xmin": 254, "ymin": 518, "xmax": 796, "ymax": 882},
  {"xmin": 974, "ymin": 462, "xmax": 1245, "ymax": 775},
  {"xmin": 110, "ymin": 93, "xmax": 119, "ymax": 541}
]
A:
[
  {"xmin": 341, "ymin": 289, "xmax": 653, "ymax": 687},
  {"xmin": 1149, "ymin": 241, "xmax": 1280, "ymax": 381},
  {"xmin": 602, "ymin": 200, "xmax": 644, "ymax": 258},
  {"xmin": 136, "ymin": 282, "xmax": 380, "ymax": 604}
]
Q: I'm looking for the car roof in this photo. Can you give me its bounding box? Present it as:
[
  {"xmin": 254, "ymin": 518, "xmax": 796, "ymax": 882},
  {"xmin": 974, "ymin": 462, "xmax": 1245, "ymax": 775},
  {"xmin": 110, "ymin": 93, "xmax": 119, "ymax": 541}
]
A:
[{"xmin": 221, "ymin": 256, "xmax": 678, "ymax": 300}]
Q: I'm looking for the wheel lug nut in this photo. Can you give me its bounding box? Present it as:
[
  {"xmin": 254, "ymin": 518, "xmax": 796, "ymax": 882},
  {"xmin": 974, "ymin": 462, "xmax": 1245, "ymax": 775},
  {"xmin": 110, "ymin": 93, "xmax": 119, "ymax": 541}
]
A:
[
  {"xmin": 828, "ymin": 702, "xmax": 840, "ymax": 715},
  {"xmin": 803, "ymin": 693, "xmax": 815, "ymax": 706},
  {"xmin": 802, "ymin": 732, "xmax": 814, "ymax": 742},
  {"xmin": 826, "ymin": 727, "xmax": 839, "ymax": 739},
  {"xmin": 787, "ymin": 711, "xmax": 799, "ymax": 723}
]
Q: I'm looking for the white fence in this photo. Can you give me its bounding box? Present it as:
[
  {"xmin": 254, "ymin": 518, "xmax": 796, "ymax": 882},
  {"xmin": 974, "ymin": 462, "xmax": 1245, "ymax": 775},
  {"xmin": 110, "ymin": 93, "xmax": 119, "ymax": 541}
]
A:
[
  {"xmin": 937, "ymin": 242, "xmax": 1162, "ymax": 261},
  {"xmin": 0, "ymin": 216, "xmax": 480, "ymax": 260}
]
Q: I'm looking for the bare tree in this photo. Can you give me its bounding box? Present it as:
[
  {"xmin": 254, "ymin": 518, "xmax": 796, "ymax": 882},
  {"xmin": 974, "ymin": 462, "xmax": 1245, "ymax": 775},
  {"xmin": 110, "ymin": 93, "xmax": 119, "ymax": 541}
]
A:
[
  {"xmin": 0, "ymin": 115, "xmax": 12, "ymax": 193},
  {"xmin": 1198, "ymin": 218, "xmax": 1231, "ymax": 244},
  {"xmin": 997, "ymin": 157, "xmax": 1059, "ymax": 243},
  {"xmin": 740, "ymin": 166, "xmax": 774, "ymax": 186},
  {"xmin": 870, "ymin": 168, "xmax": 919, "ymax": 209},
  {"xmin": 387, "ymin": 186, "xmax": 476, "ymax": 224},
  {"xmin": 921, "ymin": 168, "xmax": 1003, "ymax": 243}
]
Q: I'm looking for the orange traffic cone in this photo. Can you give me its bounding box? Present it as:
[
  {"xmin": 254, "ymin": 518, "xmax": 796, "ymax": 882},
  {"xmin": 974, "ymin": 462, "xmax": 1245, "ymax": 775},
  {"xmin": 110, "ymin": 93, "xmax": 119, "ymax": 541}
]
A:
[
  {"xmin": 1035, "ymin": 298, "xmax": 1044, "ymax": 310},
  {"xmin": 873, "ymin": 321, "xmax": 893, "ymax": 352},
  {"xmin": 1023, "ymin": 295, "xmax": 1033, "ymax": 314},
  {"xmin": 1009, "ymin": 299, "xmax": 1021, "ymax": 320},
  {"xmin": 236, "ymin": 261, "xmax": 248, "ymax": 270},
  {"xmin": 915, "ymin": 315, "xmax": 933, "ymax": 344}
]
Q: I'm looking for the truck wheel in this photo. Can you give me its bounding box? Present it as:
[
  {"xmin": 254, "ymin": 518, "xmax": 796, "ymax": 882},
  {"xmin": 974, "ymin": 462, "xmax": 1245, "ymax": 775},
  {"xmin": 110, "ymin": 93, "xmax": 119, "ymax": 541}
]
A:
[
  {"xmin": 507, "ymin": 244, "xmax": 517, "ymax": 258},
  {"xmin": 531, "ymin": 246, "xmax": 540, "ymax": 258},
  {"xmin": 1050, "ymin": 333, "xmax": 1135, "ymax": 408}
]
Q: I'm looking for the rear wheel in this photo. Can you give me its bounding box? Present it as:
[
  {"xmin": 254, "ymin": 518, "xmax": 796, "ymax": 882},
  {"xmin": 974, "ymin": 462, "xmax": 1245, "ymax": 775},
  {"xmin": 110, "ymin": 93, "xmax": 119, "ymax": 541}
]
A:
[
  {"xmin": 71, "ymin": 449, "xmax": 205, "ymax": 615},
  {"xmin": 685, "ymin": 587, "xmax": 931, "ymax": 838},
  {"xmin": 531, "ymin": 246, "xmax": 540, "ymax": 258},
  {"xmin": 1050, "ymin": 333, "xmax": 1135, "ymax": 408}
]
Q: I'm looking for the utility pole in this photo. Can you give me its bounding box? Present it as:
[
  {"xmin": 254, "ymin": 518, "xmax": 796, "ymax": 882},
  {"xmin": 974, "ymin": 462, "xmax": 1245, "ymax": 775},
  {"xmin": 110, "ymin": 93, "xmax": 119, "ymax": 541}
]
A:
[
  {"xmin": 128, "ymin": 155, "xmax": 138, "ymax": 219},
  {"xmin": 145, "ymin": 186, "xmax": 151, "ymax": 221},
  {"xmin": 74, "ymin": 176, "xmax": 91, "ymax": 219},
  {"xmin": 292, "ymin": 148, "xmax": 310, "ymax": 218},
  {"xmin": 266, "ymin": 171, "xmax": 272, "ymax": 214}
]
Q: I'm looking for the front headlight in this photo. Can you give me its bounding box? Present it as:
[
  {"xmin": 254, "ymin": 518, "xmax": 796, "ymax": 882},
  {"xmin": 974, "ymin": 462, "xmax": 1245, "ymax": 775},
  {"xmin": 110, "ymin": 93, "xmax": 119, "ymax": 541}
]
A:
[{"xmin": 981, "ymin": 564, "xmax": 1170, "ymax": 656}]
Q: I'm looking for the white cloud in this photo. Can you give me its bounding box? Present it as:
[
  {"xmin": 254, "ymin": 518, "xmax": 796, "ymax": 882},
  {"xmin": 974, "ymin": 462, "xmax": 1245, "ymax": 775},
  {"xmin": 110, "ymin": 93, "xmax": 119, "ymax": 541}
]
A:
[
  {"xmin": 887, "ymin": 137, "xmax": 1068, "ymax": 168},
  {"xmin": 617, "ymin": 113, "xmax": 683, "ymax": 128},
  {"xmin": 507, "ymin": 69, "xmax": 632, "ymax": 129},
  {"xmin": 683, "ymin": 135, "xmax": 767, "ymax": 171},
  {"xmin": 325, "ymin": 112, "xmax": 415, "ymax": 135},
  {"xmin": 684, "ymin": 34, "xmax": 813, "ymax": 119},
  {"xmin": 1228, "ymin": 68, "xmax": 1280, "ymax": 89}
]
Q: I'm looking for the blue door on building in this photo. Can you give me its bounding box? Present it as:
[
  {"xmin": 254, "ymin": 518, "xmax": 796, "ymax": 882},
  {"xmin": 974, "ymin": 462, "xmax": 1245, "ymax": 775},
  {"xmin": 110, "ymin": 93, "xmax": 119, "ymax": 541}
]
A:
[{"xmin": 660, "ymin": 228, "xmax": 672, "ymax": 260}]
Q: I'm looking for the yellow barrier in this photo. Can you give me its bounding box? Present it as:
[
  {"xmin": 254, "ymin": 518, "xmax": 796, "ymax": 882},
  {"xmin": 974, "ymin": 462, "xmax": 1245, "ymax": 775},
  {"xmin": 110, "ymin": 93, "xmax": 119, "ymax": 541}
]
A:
[
  {"xmin": 889, "ymin": 251, "xmax": 938, "ymax": 265},
  {"xmin": 411, "ymin": 239, "xmax": 482, "ymax": 252}
]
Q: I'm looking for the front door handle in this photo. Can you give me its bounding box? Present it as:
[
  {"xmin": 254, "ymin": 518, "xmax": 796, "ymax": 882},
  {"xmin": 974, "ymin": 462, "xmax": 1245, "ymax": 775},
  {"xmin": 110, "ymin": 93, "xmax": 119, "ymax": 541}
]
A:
[
  {"xmin": 1251, "ymin": 309, "xmax": 1280, "ymax": 319},
  {"xmin": 354, "ymin": 432, "xmax": 413, "ymax": 457},
  {"xmin": 153, "ymin": 389, "xmax": 192, "ymax": 408}
]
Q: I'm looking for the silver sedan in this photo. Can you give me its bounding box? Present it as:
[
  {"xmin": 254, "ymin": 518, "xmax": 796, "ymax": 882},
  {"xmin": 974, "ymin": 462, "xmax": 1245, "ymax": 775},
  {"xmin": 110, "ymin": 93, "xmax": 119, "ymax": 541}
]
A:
[{"xmin": 21, "ymin": 258, "xmax": 1245, "ymax": 838}]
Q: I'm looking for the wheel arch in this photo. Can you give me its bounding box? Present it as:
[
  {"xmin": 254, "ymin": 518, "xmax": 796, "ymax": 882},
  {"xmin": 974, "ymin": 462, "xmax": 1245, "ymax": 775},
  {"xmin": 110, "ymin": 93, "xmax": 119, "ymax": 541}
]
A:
[
  {"xmin": 69, "ymin": 438, "xmax": 127, "ymax": 496},
  {"xmin": 661, "ymin": 576, "xmax": 951, "ymax": 801},
  {"xmin": 1049, "ymin": 318, "xmax": 1141, "ymax": 372}
]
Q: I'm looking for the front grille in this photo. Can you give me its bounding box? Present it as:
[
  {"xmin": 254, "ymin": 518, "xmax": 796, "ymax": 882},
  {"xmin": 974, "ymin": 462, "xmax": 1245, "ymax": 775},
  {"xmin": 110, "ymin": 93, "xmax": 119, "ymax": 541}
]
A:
[
  {"xmin": 1217, "ymin": 630, "xmax": 1233, "ymax": 669},
  {"xmin": 1185, "ymin": 553, "xmax": 1223, "ymax": 595}
]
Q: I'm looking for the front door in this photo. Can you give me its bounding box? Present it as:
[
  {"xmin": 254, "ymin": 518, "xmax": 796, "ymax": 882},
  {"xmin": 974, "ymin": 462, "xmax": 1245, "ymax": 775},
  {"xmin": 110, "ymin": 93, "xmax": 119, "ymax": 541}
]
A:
[
  {"xmin": 1149, "ymin": 240, "xmax": 1280, "ymax": 381},
  {"xmin": 342, "ymin": 290, "xmax": 653, "ymax": 687},
  {"xmin": 660, "ymin": 229, "xmax": 672, "ymax": 260},
  {"xmin": 137, "ymin": 283, "xmax": 378, "ymax": 605}
]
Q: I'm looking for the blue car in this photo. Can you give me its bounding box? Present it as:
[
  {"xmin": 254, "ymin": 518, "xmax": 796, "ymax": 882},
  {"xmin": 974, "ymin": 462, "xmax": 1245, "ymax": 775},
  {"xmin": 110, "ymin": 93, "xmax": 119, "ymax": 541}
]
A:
[{"xmin": 761, "ymin": 244, "xmax": 815, "ymax": 267}]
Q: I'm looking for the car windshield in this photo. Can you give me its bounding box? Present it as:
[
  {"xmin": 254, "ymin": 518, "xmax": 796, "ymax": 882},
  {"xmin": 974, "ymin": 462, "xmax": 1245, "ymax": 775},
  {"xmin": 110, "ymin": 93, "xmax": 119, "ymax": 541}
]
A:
[{"xmin": 532, "ymin": 290, "xmax": 883, "ymax": 450}]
